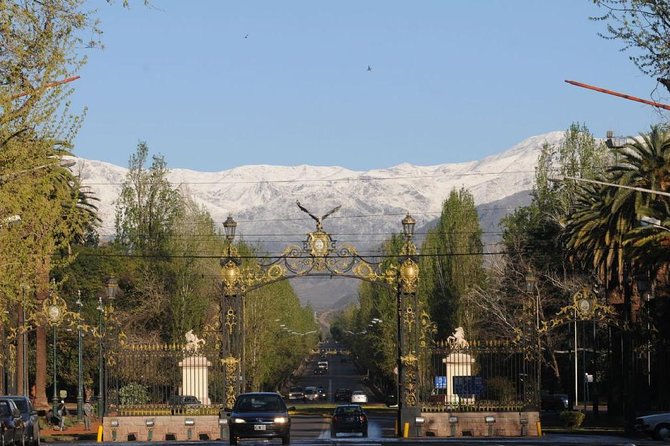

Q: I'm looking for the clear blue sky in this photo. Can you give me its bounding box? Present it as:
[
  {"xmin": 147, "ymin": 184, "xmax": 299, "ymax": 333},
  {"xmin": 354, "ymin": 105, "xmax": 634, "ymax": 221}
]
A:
[{"xmin": 70, "ymin": 1, "xmax": 666, "ymax": 171}]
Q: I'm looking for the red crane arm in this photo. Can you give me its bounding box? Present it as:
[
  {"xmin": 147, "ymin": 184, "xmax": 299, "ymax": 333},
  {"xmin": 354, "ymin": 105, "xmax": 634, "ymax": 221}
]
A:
[{"xmin": 565, "ymin": 79, "xmax": 670, "ymax": 111}]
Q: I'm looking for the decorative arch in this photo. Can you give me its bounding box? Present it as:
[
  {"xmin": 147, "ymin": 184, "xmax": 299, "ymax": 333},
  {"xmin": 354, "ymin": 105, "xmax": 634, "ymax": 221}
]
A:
[{"xmin": 217, "ymin": 204, "xmax": 422, "ymax": 426}]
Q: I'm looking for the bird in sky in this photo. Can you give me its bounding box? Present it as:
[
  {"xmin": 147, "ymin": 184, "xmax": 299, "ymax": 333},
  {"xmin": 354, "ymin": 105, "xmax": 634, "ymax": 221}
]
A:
[
  {"xmin": 367, "ymin": 65, "xmax": 372, "ymax": 72},
  {"xmin": 244, "ymin": 34, "xmax": 248, "ymax": 39}
]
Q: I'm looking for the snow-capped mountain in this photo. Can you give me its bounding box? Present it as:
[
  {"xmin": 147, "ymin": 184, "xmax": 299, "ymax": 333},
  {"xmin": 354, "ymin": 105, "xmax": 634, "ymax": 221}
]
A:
[
  {"xmin": 71, "ymin": 131, "xmax": 563, "ymax": 254},
  {"xmin": 71, "ymin": 131, "xmax": 564, "ymax": 310}
]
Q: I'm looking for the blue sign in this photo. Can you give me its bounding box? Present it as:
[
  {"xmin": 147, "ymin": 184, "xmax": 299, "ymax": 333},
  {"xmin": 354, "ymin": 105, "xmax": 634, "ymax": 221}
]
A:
[
  {"xmin": 453, "ymin": 376, "xmax": 485, "ymax": 396},
  {"xmin": 434, "ymin": 376, "xmax": 447, "ymax": 389}
]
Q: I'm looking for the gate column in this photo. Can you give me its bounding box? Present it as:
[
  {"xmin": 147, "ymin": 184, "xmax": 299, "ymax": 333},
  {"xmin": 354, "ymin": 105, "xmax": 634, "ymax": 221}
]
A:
[
  {"xmin": 396, "ymin": 214, "xmax": 421, "ymax": 437},
  {"xmin": 220, "ymin": 216, "xmax": 244, "ymax": 409}
]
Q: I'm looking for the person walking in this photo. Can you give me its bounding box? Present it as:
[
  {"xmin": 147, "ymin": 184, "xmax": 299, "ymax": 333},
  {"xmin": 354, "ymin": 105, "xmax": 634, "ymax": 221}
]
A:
[
  {"xmin": 83, "ymin": 401, "xmax": 93, "ymax": 431},
  {"xmin": 56, "ymin": 400, "xmax": 68, "ymax": 431}
]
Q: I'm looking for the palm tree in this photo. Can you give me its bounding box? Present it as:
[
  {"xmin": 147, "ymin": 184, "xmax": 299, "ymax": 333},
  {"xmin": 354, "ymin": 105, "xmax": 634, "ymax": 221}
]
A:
[{"xmin": 564, "ymin": 125, "xmax": 670, "ymax": 288}]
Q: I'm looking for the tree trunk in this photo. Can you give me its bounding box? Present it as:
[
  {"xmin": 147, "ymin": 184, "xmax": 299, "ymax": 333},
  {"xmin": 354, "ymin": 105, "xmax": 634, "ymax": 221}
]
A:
[
  {"xmin": 34, "ymin": 325, "xmax": 48, "ymax": 409},
  {"xmin": 17, "ymin": 305, "xmax": 25, "ymax": 396}
]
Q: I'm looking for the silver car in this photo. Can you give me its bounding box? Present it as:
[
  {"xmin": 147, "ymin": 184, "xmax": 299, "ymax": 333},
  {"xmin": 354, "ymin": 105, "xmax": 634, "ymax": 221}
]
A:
[{"xmin": 635, "ymin": 412, "xmax": 670, "ymax": 441}]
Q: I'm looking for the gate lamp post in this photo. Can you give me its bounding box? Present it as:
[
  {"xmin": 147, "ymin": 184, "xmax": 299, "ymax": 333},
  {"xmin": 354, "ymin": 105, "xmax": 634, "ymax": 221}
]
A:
[
  {"xmin": 396, "ymin": 213, "xmax": 417, "ymax": 436},
  {"xmin": 220, "ymin": 216, "xmax": 245, "ymax": 406}
]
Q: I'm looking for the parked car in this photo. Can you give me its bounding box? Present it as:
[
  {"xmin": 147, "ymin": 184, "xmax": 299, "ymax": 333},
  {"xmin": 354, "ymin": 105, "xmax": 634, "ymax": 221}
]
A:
[
  {"xmin": 335, "ymin": 388, "xmax": 352, "ymax": 402},
  {"xmin": 635, "ymin": 412, "xmax": 670, "ymax": 441},
  {"xmin": 227, "ymin": 392, "xmax": 292, "ymax": 445},
  {"xmin": 331, "ymin": 404, "xmax": 368, "ymax": 437},
  {"xmin": 385, "ymin": 393, "xmax": 398, "ymax": 408},
  {"xmin": 0, "ymin": 396, "xmax": 39, "ymax": 446},
  {"xmin": 169, "ymin": 395, "xmax": 201, "ymax": 406},
  {"xmin": 350, "ymin": 390, "xmax": 368, "ymax": 404},
  {"xmin": 317, "ymin": 386, "xmax": 327, "ymax": 400},
  {"xmin": 0, "ymin": 398, "xmax": 24, "ymax": 446},
  {"xmin": 540, "ymin": 393, "xmax": 569, "ymax": 411},
  {"xmin": 304, "ymin": 387, "xmax": 318, "ymax": 401},
  {"xmin": 288, "ymin": 387, "xmax": 304, "ymax": 401}
]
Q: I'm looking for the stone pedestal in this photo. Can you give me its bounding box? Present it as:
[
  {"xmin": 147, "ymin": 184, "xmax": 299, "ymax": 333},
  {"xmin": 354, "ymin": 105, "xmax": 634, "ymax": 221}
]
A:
[
  {"xmin": 445, "ymin": 351, "xmax": 475, "ymax": 404},
  {"xmin": 178, "ymin": 356, "xmax": 211, "ymax": 405}
]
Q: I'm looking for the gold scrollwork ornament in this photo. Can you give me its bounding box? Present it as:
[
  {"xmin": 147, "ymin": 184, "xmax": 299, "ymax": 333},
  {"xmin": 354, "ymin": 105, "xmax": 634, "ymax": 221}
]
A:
[
  {"xmin": 399, "ymin": 258, "xmax": 419, "ymax": 293},
  {"xmin": 221, "ymin": 260, "xmax": 241, "ymax": 296},
  {"xmin": 223, "ymin": 356, "xmax": 240, "ymax": 408}
]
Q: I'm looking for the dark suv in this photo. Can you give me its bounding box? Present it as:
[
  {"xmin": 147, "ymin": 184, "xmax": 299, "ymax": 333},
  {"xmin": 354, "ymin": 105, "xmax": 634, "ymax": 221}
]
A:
[
  {"xmin": 0, "ymin": 396, "xmax": 39, "ymax": 446},
  {"xmin": 227, "ymin": 392, "xmax": 292, "ymax": 445},
  {"xmin": 331, "ymin": 404, "xmax": 368, "ymax": 437},
  {"xmin": 0, "ymin": 399, "xmax": 24, "ymax": 446}
]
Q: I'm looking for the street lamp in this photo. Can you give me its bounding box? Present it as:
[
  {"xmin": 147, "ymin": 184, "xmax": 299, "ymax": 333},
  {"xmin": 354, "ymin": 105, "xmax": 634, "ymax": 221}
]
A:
[
  {"xmin": 45, "ymin": 292, "xmax": 66, "ymax": 415},
  {"xmin": 98, "ymin": 277, "xmax": 118, "ymax": 418},
  {"xmin": 76, "ymin": 291, "xmax": 83, "ymax": 419}
]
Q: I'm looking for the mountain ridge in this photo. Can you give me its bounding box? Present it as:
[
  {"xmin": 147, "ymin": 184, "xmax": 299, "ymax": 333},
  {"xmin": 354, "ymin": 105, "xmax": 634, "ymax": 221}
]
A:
[{"xmin": 74, "ymin": 130, "xmax": 563, "ymax": 245}]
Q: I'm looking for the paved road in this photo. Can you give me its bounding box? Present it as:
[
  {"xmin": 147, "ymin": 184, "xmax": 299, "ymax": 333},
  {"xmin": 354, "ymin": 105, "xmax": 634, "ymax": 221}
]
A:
[{"xmin": 292, "ymin": 351, "xmax": 379, "ymax": 404}]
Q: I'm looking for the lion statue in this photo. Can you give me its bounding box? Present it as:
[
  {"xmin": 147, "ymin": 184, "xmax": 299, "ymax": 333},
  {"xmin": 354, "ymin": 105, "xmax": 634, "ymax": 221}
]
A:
[
  {"xmin": 447, "ymin": 327, "xmax": 469, "ymax": 349},
  {"xmin": 184, "ymin": 329, "xmax": 205, "ymax": 352}
]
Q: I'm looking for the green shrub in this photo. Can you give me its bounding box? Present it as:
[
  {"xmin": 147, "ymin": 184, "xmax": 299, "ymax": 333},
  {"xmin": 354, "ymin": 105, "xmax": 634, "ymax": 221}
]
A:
[
  {"xmin": 118, "ymin": 382, "xmax": 150, "ymax": 406},
  {"xmin": 486, "ymin": 377, "xmax": 516, "ymax": 402},
  {"xmin": 559, "ymin": 410, "xmax": 585, "ymax": 428}
]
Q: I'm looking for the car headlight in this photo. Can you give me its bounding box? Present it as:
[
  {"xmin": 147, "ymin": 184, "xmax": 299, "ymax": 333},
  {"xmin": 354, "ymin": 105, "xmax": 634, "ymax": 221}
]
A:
[
  {"xmin": 232, "ymin": 418, "xmax": 247, "ymax": 424},
  {"xmin": 274, "ymin": 417, "xmax": 288, "ymax": 424}
]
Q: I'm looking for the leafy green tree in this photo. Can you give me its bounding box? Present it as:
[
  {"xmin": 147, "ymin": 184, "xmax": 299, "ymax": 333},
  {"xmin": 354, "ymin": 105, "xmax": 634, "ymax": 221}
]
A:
[
  {"xmin": 420, "ymin": 187, "xmax": 485, "ymax": 338},
  {"xmin": 115, "ymin": 142, "xmax": 185, "ymax": 258},
  {"xmin": 591, "ymin": 0, "xmax": 670, "ymax": 91}
]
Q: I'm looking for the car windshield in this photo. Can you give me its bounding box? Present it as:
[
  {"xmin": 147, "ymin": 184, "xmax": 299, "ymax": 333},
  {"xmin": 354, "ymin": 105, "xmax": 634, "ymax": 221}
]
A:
[{"xmin": 235, "ymin": 395, "xmax": 284, "ymax": 412}]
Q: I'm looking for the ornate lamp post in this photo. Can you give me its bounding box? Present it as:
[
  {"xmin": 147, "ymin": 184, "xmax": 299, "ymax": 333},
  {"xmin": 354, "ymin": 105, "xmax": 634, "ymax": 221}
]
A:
[
  {"xmin": 396, "ymin": 213, "xmax": 419, "ymax": 437},
  {"xmin": 220, "ymin": 216, "xmax": 244, "ymax": 408},
  {"xmin": 45, "ymin": 292, "xmax": 67, "ymax": 415},
  {"xmin": 76, "ymin": 291, "xmax": 83, "ymax": 419}
]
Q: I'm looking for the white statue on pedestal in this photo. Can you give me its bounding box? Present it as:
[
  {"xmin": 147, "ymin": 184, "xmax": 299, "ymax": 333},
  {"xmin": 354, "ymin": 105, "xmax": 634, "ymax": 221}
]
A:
[
  {"xmin": 184, "ymin": 329, "xmax": 205, "ymax": 352},
  {"xmin": 447, "ymin": 327, "xmax": 469, "ymax": 349},
  {"xmin": 180, "ymin": 330, "xmax": 211, "ymax": 404},
  {"xmin": 444, "ymin": 327, "xmax": 474, "ymax": 405}
]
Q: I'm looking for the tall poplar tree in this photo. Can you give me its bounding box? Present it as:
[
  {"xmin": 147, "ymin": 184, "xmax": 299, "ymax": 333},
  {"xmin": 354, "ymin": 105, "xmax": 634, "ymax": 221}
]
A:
[{"xmin": 421, "ymin": 188, "xmax": 485, "ymax": 339}]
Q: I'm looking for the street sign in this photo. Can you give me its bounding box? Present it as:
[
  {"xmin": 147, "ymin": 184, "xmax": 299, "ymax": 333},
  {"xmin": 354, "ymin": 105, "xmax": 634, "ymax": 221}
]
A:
[{"xmin": 434, "ymin": 376, "xmax": 447, "ymax": 389}]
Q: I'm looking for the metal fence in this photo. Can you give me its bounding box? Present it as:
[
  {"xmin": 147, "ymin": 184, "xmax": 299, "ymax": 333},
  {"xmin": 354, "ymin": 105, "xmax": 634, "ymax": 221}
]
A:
[
  {"xmin": 106, "ymin": 343, "xmax": 225, "ymax": 416},
  {"xmin": 421, "ymin": 340, "xmax": 538, "ymax": 412}
]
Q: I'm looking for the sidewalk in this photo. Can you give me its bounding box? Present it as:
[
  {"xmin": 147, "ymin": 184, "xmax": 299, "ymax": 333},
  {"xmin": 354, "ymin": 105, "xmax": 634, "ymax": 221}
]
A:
[{"xmin": 42, "ymin": 419, "xmax": 101, "ymax": 443}]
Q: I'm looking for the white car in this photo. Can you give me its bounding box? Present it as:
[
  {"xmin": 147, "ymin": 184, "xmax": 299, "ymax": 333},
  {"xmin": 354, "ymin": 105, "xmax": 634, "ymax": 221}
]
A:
[
  {"xmin": 635, "ymin": 412, "xmax": 670, "ymax": 441},
  {"xmin": 350, "ymin": 391, "xmax": 368, "ymax": 404}
]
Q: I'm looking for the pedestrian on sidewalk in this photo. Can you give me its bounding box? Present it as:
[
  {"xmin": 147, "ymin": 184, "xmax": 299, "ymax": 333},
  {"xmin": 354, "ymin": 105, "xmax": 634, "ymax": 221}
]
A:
[
  {"xmin": 83, "ymin": 400, "xmax": 93, "ymax": 431},
  {"xmin": 57, "ymin": 400, "xmax": 68, "ymax": 431}
]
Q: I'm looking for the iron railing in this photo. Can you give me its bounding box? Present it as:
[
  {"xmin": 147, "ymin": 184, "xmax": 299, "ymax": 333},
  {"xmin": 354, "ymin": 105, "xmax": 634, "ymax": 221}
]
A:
[
  {"xmin": 106, "ymin": 342, "xmax": 225, "ymax": 416},
  {"xmin": 422, "ymin": 340, "xmax": 538, "ymax": 412}
]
